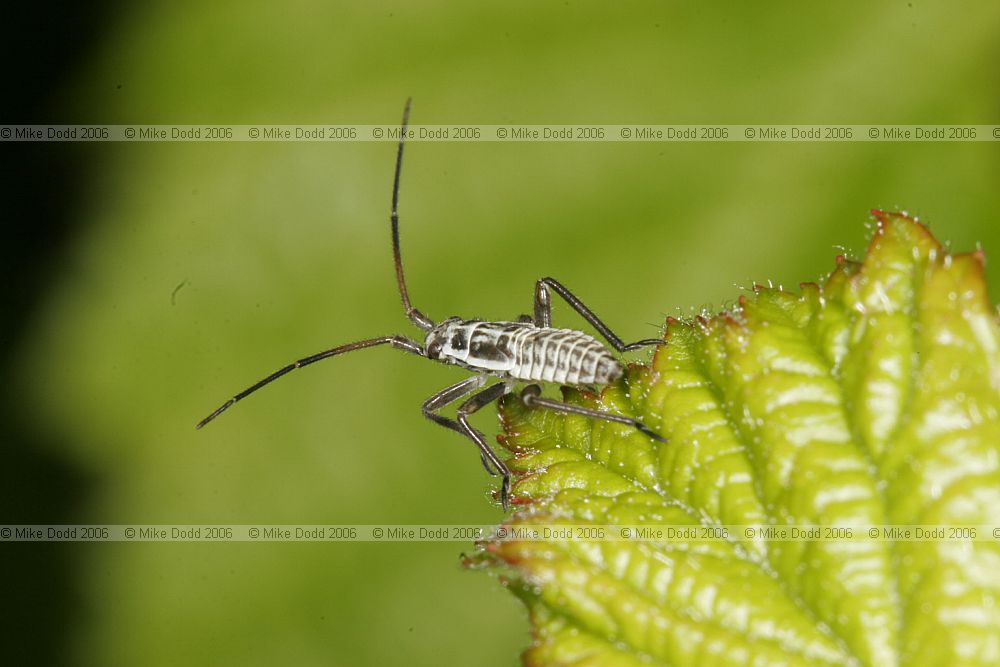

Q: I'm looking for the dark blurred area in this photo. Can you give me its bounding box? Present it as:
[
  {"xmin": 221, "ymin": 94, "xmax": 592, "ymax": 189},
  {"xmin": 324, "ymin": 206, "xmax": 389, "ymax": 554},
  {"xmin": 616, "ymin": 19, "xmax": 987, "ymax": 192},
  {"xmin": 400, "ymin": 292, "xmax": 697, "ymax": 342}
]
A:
[{"xmin": 1, "ymin": 4, "xmax": 111, "ymax": 665}]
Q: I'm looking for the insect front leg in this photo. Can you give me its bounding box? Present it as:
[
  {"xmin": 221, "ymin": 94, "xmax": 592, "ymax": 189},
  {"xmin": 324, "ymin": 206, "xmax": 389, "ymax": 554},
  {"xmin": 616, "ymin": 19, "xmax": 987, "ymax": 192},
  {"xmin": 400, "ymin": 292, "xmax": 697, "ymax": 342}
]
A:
[
  {"xmin": 533, "ymin": 277, "xmax": 662, "ymax": 352},
  {"xmin": 421, "ymin": 375, "xmax": 487, "ymax": 440},
  {"xmin": 421, "ymin": 376, "xmax": 500, "ymax": 472},
  {"xmin": 422, "ymin": 377, "xmax": 512, "ymax": 509},
  {"xmin": 456, "ymin": 383, "xmax": 512, "ymax": 509},
  {"xmin": 520, "ymin": 384, "xmax": 666, "ymax": 443}
]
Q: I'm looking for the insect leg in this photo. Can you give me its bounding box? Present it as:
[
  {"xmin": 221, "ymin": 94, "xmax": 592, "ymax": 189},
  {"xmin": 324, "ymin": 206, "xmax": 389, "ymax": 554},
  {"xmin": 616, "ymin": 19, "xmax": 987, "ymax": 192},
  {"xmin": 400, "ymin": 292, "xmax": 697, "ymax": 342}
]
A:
[
  {"xmin": 197, "ymin": 335, "xmax": 423, "ymax": 428},
  {"xmin": 456, "ymin": 383, "xmax": 512, "ymax": 509},
  {"xmin": 534, "ymin": 277, "xmax": 662, "ymax": 352},
  {"xmin": 421, "ymin": 376, "xmax": 495, "ymax": 473},
  {"xmin": 520, "ymin": 384, "xmax": 667, "ymax": 443}
]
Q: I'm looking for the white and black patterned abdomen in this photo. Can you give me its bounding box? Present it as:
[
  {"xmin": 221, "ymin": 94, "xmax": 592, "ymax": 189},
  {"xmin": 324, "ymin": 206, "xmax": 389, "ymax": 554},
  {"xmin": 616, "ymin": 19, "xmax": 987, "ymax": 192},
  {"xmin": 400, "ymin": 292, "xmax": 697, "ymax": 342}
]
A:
[
  {"xmin": 508, "ymin": 327, "xmax": 622, "ymax": 385},
  {"xmin": 425, "ymin": 319, "xmax": 622, "ymax": 386}
]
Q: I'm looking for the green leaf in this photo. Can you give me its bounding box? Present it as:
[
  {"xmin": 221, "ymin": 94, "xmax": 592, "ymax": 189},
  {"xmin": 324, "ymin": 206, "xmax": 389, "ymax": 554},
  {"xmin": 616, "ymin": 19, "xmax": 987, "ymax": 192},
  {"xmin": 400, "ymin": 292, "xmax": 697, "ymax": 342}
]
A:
[{"xmin": 476, "ymin": 212, "xmax": 1000, "ymax": 666}]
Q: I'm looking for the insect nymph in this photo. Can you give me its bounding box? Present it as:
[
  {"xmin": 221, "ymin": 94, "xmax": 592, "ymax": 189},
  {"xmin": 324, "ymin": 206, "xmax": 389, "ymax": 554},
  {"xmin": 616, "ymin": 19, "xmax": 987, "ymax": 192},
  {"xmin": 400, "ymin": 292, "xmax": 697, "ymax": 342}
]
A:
[{"xmin": 197, "ymin": 100, "xmax": 666, "ymax": 509}]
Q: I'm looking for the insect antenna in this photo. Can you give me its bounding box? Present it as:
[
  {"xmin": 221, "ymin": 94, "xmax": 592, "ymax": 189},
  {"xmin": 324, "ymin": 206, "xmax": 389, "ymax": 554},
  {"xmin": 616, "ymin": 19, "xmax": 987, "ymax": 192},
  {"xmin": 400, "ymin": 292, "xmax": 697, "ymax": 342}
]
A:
[
  {"xmin": 392, "ymin": 98, "xmax": 435, "ymax": 331},
  {"xmin": 196, "ymin": 335, "xmax": 423, "ymax": 428}
]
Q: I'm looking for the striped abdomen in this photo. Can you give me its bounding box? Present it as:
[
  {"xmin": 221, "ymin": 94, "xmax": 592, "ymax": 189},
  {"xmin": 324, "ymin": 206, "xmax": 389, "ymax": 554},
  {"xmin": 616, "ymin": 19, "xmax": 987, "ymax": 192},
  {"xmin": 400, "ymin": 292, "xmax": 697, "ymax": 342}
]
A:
[
  {"xmin": 426, "ymin": 319, "xmax": 622, "ymax": 386},
  {"xmin": 508, "ymin": 326, "xmax": 622, "ymax": 385}
]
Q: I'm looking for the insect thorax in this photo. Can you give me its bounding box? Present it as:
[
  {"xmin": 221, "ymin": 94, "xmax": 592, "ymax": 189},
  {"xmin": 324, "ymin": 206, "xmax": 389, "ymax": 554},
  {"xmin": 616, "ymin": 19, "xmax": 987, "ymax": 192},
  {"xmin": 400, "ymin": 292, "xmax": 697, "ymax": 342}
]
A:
[{"xmin": 424, "ymin": 318, "xmax": 622, "ymax": 386}]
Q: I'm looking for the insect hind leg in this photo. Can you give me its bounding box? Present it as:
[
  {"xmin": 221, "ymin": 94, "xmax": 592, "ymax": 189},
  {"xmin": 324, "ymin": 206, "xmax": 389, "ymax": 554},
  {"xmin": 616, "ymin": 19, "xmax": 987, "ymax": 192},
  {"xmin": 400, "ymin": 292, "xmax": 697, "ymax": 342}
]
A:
[
  {"xmin": 520, "ymin": 384, "xmax": 666, "ymax": 443},
  {"xmin": 533, "ymin": 277, "xmax": 662, "ymax": 352}
]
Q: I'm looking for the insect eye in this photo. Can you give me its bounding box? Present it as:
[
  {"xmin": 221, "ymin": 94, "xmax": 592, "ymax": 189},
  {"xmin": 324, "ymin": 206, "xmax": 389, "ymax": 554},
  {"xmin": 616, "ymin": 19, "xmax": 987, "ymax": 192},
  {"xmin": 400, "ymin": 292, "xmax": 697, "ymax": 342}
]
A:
[{"xmin": 427, "ymin": 341, "xmax": 444, "ymax": 359}]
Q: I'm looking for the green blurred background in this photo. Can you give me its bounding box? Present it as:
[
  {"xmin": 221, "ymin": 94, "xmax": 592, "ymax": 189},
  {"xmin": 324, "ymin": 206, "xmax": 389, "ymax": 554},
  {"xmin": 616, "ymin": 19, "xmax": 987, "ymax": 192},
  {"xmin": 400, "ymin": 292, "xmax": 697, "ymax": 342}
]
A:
[{"xmin": 4, "ymin": 1, "xmax": 999, "ymax": 665}]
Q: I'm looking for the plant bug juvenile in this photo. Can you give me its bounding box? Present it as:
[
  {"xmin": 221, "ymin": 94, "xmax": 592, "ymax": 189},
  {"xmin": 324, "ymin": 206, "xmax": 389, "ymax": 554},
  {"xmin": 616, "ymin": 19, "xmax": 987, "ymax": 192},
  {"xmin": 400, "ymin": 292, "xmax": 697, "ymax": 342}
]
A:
[{"xmin": 197, "ymin": 100, "xmax": 665, "ymax": 509}]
